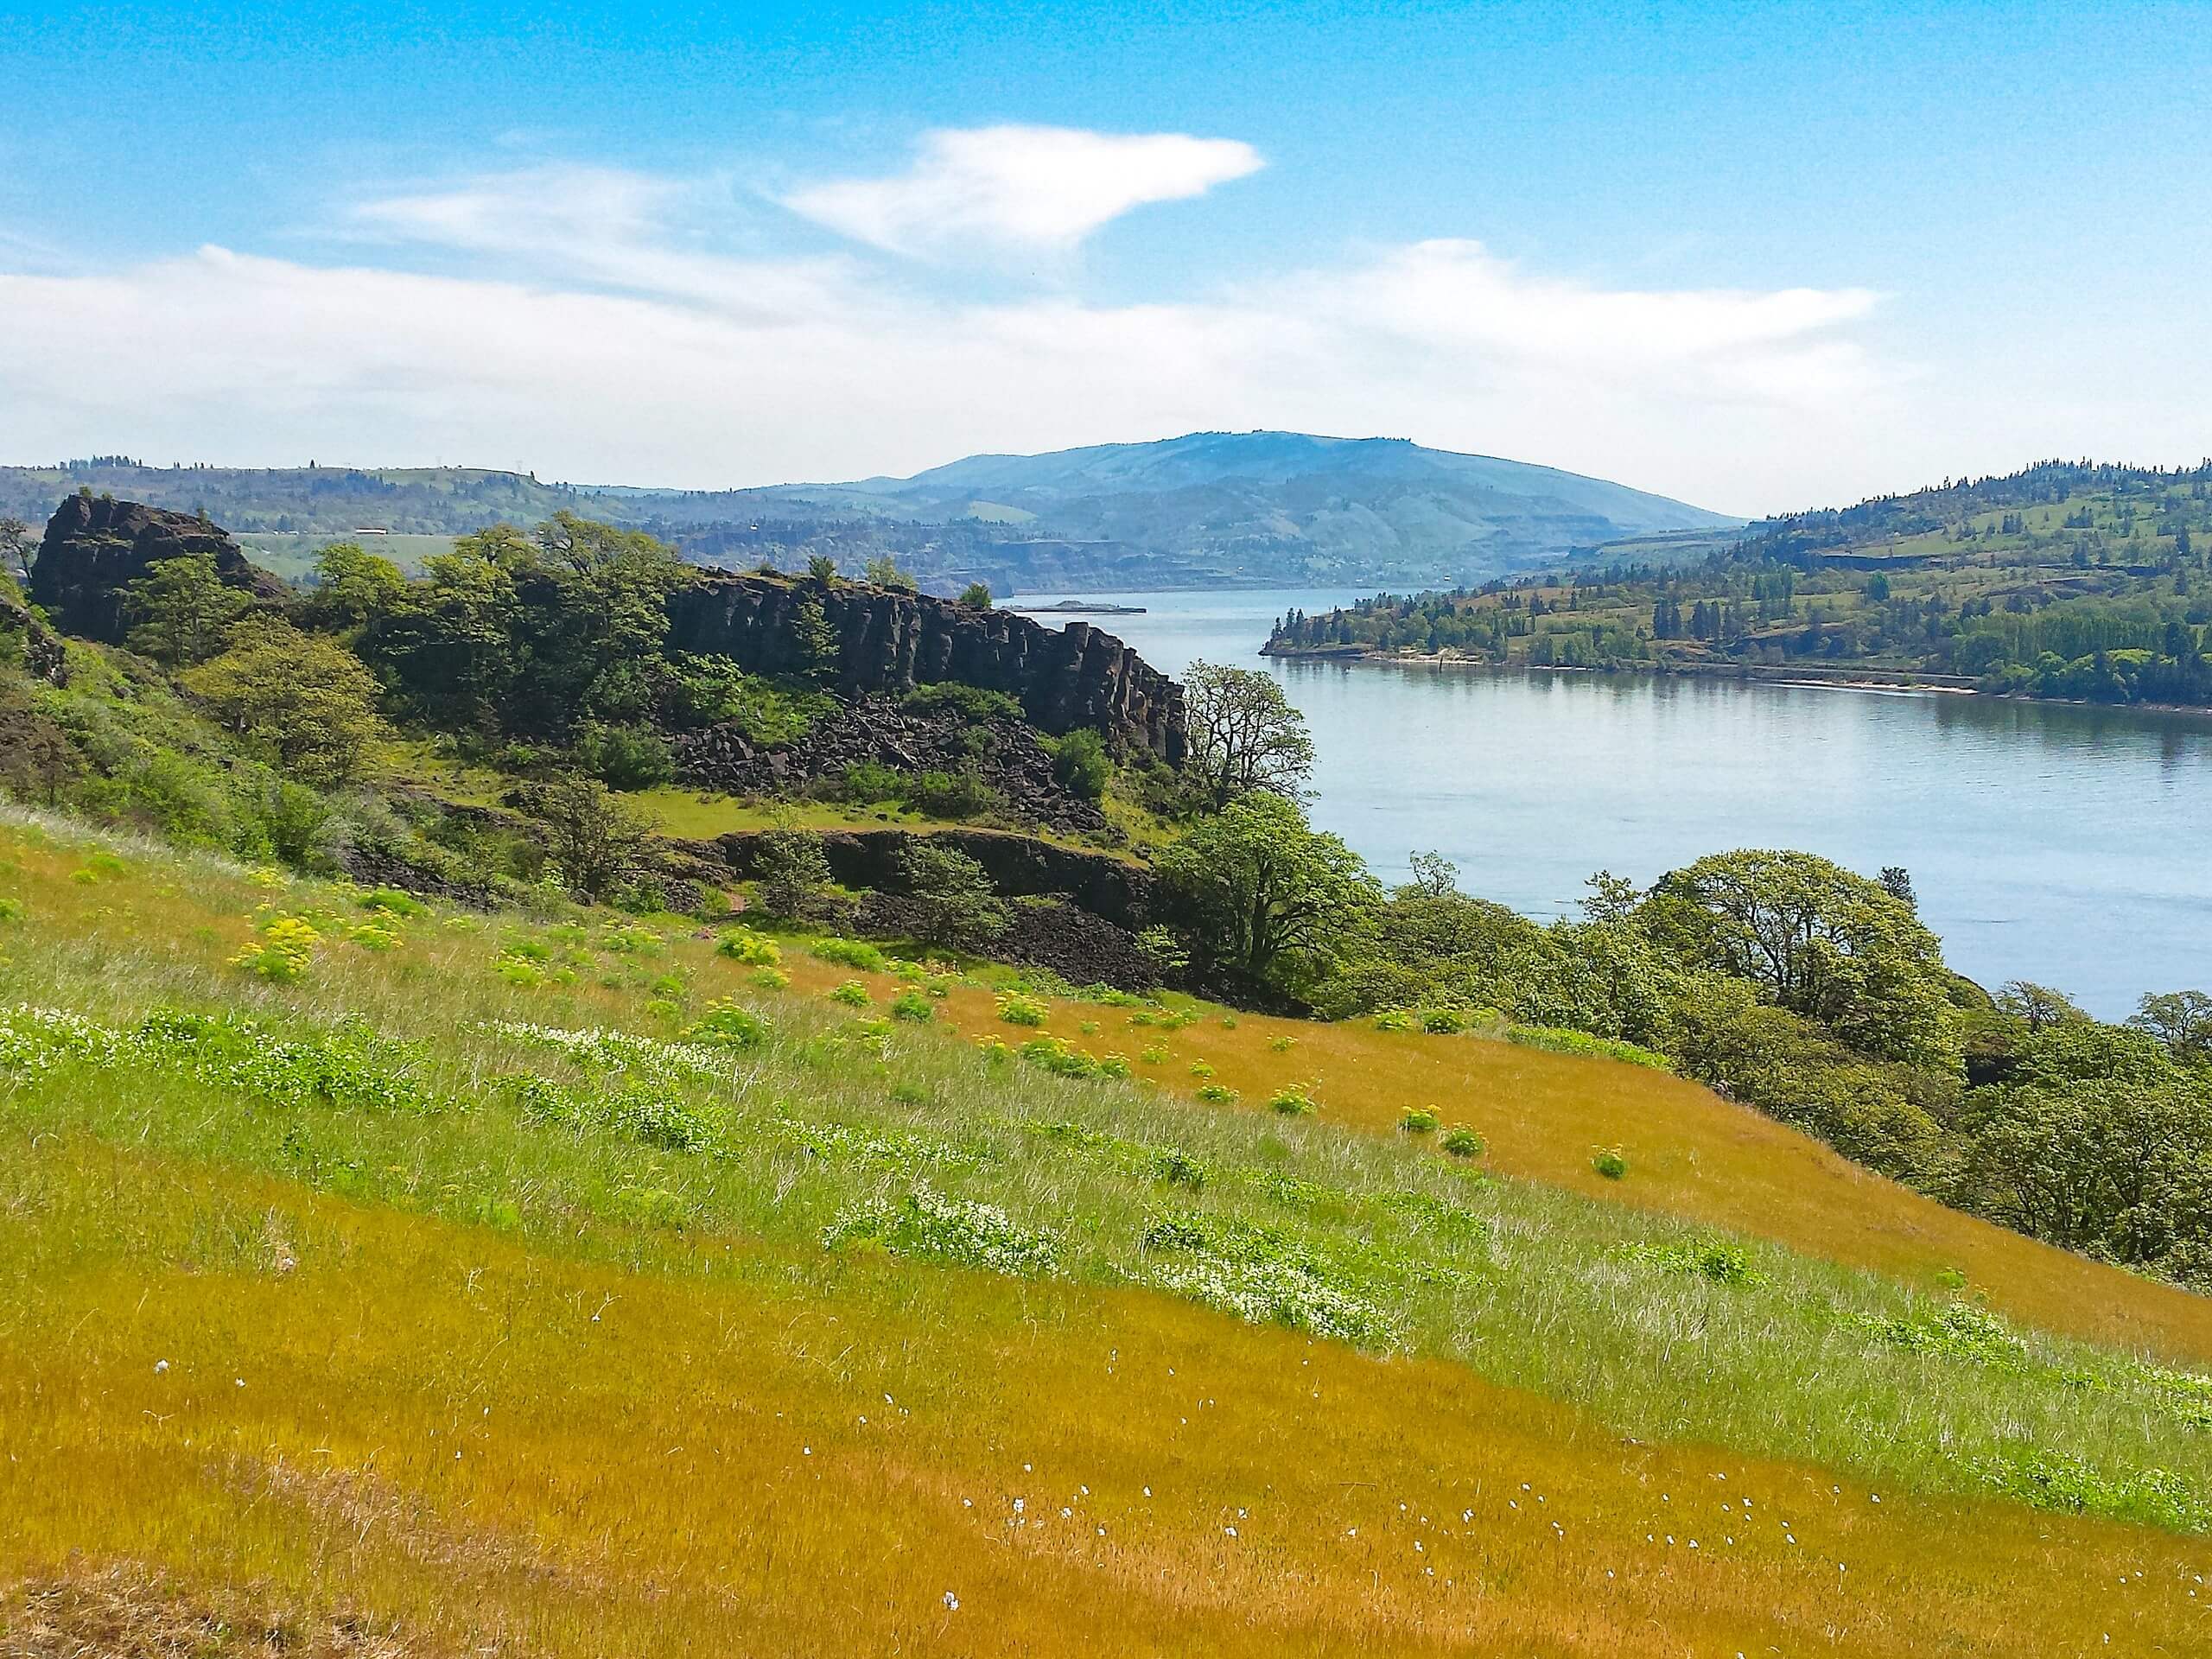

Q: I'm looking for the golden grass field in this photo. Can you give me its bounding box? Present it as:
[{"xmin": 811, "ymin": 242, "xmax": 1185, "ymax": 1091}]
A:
[{"xmin": 4, "ymin": 820, "xmax": 2211, "ymax": 1656}]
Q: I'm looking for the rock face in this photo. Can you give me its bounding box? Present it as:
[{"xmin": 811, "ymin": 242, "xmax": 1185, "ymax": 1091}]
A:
[
  {"xmin": 713, "ymin": 826, "xmax": 1155, "ymax": 931},
  {"xmin": 0, "ymin": 590, "xmax": 67, "ymax": 686},
  {"xmin": 28, "ymin": 494, "xmax": 287, "ymax": 645},
  {"xmin": 667, "ymin": 575, "xmax": 1185, "ymax": 762},
  {"xmin": 673, "ymin": 695, "xmax": 1110, "ymax": 836}
]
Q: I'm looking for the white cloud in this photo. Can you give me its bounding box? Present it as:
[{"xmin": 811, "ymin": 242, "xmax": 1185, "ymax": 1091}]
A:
[
  {"xmin": 781, "ymin": 124, "xmax": 1263, "ymax": 256},
  {"xmin": 0, "ymin": 159, "xmax": 1919, "ymax": 511}
]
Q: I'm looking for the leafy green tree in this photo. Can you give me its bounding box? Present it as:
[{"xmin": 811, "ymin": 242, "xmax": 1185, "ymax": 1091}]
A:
[
  {"xmin": 805, "ymin": 554, "xmax": 841, "ymax": 584},
  {"xmin": 573, "ymin": 721, "xmax": 675, "ymax": 791},
  {"xmin": 1643, "ymin": 849, "xmax": 1960, "ymax": 1070},
  {"xmin": 2127, "ymin": 991, "xmax": 2212, "ymax": 1065},
  {"xmin": 863, "ymin": 555, "xmax": 918, "ymax": 592},
  {"xmin": 1051, "ymin": 728, "xmax": 1111, "ymax": 800},
  {"xmin": 957, "ymin": 582, "xmax": 994, "ymax": 608},
  {"xmin": 894, "ymin": 838, "xmax": 1009, "ymax": 951},
  {"xmin": 182, "ymin": 620, "xmax": 388, "ymax": 785},
  {"xmin": 354, "ymin": 515, "xmax": 690, "ymax": 738},
  {"xmin": 1156, "ymin": 791, "xmax": 1378, "ymax": 994},
  {"xmin": 1997, "ymin": 980, "xmax": 2093, "ymax": 1033},
  {"xmin": 1183, "ymin": 660, "xmax": 1315, "ymax": 809},
  {"xmin": 1950, "ymin": 1077, "xmax": 2212, "ymax": 1268},
  {"xmin": 791, "ymin": 591, "xmax": 840, "ymax": 683},
  {"xmin": 0, "ymin": 516, "xmax": 33, "ymax": 583},
  {"xmin": 520, "ymin": 774, "xmax": 651, "ymax": 901},
  {"xmin": 299, "ymin": 542, "xmax": 407, "ymax": 634},
  {"xmin": 753, "ymin": 829, "xmax": 833, "ymax": 920},
  {"xmin": 125, "ymin": 555, "xmax": 250, "ymax": 664}
]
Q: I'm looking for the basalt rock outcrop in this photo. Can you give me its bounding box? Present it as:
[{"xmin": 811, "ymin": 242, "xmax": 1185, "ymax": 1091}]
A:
[
  {"xmin": 29, "ymin": 494, "xmax": 287, "ymax": 645},
  {"xmin": 714, "ymin": 826, "xmax": 1155, "ymax": 931},
  {"xmin": 0, "ymin": 590, "xmax": 68, "ymax": 687},
  {"xmin": 667, "ymin": 575, "xmax": 1185, "ymax": 763},
  {"xmin": 673, "ymin": 695, "xmax": 1110, "ymax": 836}
]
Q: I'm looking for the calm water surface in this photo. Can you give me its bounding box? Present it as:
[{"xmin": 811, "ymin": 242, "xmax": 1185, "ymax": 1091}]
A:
[{"xmin": 1022, "ymin": 587, "xmax": 2212, "ymax": 1017}]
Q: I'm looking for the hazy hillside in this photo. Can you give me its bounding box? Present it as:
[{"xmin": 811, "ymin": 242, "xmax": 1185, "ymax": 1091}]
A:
[{"xmin": 2, "ymin": 434, "xmax": 1738, "ymax": 594}]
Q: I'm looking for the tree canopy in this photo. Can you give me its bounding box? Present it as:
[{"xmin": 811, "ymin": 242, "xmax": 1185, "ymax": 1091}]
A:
[
  {"xmin": 1182, "ymin": 660, "xmax": 1315, "ymax": 810},
  {"xmin": 1156, "ymin": 791, "xmax": 1377, "ymax": 994},
  {"xmin": 1643, "ymin": 849, "xmax": 1961, "ymax": 1069}
]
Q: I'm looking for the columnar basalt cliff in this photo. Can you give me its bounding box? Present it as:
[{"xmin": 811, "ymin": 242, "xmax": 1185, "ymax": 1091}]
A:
[
  {"xmin": 667, "ymin": 574, "xmax": 1185, "ymax": 762},
  {"xmin": 29, "ymin": 495, "xmax": 287, "ymax": 644}
]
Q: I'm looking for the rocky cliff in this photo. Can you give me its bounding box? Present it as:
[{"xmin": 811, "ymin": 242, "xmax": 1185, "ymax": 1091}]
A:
[
  {"xmin": 668, "ymin": 574, "xmax": 1185, "ymax": 762},
  {"xmin": 29, "ymin": 494, "xmax": 288, "ymax": 644}
]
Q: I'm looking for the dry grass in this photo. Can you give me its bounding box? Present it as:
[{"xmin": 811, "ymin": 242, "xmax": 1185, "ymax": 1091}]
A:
[
  {"xmin": 8, "ymin": 811, "xmax": 2212, "ymax": 1654},
  {"xmin": 6, "ymin": 1141, "xmax": 2211, "ymax": 1658}
]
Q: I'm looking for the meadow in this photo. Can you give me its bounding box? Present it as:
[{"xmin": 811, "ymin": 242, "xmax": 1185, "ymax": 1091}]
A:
[{"xmin": 5, "ymin": 808, "xmax": 2212, "ymax": 1654}]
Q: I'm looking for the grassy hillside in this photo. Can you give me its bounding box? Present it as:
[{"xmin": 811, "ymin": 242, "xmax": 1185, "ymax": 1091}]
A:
[
  {"xmin": 7, "ymin": 812, "xmax": 2212, "ymax": 1654},
  {"xmin": 1274, "ymin": 461, "xmax": 2212, "ymax": 705}
]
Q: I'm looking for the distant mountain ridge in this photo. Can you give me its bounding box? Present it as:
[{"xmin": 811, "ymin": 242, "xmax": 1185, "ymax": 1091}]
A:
[{"xmin": 0, "ymin": 432, "xmax": 1740, "ymax": 594}]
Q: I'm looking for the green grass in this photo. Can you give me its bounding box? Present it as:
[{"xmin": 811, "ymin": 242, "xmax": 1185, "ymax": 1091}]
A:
[{"xmin": 4, "ymin": 809, "xmax": 2212, "ymax": 1535}]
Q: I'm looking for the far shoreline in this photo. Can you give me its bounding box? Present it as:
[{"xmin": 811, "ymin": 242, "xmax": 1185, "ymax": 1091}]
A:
[{"xmin": 1258, "ymin": 644, "xmax": 2212, "ymax": 721}]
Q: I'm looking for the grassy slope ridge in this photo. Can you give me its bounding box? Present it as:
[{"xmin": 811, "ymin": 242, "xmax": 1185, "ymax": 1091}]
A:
[{"xmin": 5, "ymin": 811, "xmax": 2212, "ymax": 1655}]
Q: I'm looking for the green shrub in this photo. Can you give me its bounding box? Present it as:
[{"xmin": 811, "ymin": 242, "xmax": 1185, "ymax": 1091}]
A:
[
  {"xmin": 1197, "ymin": 1083, "xmax": 1239, "ymax": 1105},
  {"xmin": 750, "ymin": 966, "xmax": 791, "ymax": 991},
  {"xmin": 1141, "ymin": 1044, "xmax": 1169, "ymax": 1064},
  {"xmin": 888, "ymin": 989, "xmax": 934, "ymax": 1024},
  {"xmin": 828, "ymin": 979, "xmax": 871, "ymax": 1008},
  {"xmin": 824, "ymin": 1185, "xmax": 1056, "ymax": 1277},
  {"xmin": 574, "ymin": 722, "xmax": 675, "ymax": 791},
  {"xmin": 839, "ymin": 760, "xmax": 906, "ymax": 804},
  {"xmin": 812, "ymin": 937, "xmax": 887, "ymax": 972},
  {"xmin": 1050, "ymin": 728, "xmax": 1111, "ymax": 800},
  {"xmin": 232, "ymin": 915, "xmax": 320, "ymax": 982},
  {"xmin": 683, "ymin": 1001, "xmax": 771, "ymax": 1047},
  {"xmin": 1440, "ymin": 1126, "xmax": 1485, "ymax": 1159},
  {"xmin": 1372, "ymin": 1008, "xmax": 1419, "ymax": 1032},
  {"xmin": 1592, "ymin": 1146, "xmax": 1630, "ymax": 1179},
  {"xmin": 902, "ymin": 682, "xmax": 1024, "ymax": 724},
  {"xmin": 1019, "ymin": 1036, "xmax": 1101, "ymax": 1079},
  {"xmin": 1506, "ymin": 1022, "xmax": 1672, "ymax": 1070},
  {"xmin": 1268, "ymin": 1084, "xmax": 1316, "ymax": 1116},
  {"xmin": 1268, "ymin": 1035, "xmax": 1294, "ymax": 1052},
  {"xmin": 1420, "ymin": 1007, "xmax": 1470, "ymax": 1034},
  {"xmin": 0, "ymin": 897, "xmax": 23, "ymax": 923},
  {"xmin": 1626, "ymin": 1238, "xmax": 1764, "ymax": 1287},
  {"xmin": 715, "ymin": 927, "xmax": 781, "ymax": 966},
  {"xmin": 1150, "ymin": 1149, "xmax": 1207, "ymax": 1189},
  {"xmin": 612, "ymin": 1185, "xmax": 690, "ymax": 1230},
  {"xmin": 359, "ymin": 887, "xmax": 428, "ymax": 918},
  {"xmin": 995, "ymin": 991, "xmax": 1049, "ymax": 1027},
  {"xmin": 907, "ymin": 769, "xmax": 996, "ymax": 819},
  {"xmin": 1400, "ymin": 1108, "xmax": 1440, "ymax": 1135}
]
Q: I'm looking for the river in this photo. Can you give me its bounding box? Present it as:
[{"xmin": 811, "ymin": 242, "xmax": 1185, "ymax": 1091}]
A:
[{"xmin": 1020, "ymin": 587, "xmax": 2212, "ymax": 1018}]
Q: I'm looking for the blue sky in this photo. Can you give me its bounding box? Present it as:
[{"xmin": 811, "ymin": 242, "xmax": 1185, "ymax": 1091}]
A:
[{"xmin": 3, "ymin": 1, "xmax": 2208, "ymax": 512}]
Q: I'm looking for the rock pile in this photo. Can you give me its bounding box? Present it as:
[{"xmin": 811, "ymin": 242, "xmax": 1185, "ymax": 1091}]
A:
[{"xmin": 675, "ymin": 696, "xmax": 1110, "ymax": 836}]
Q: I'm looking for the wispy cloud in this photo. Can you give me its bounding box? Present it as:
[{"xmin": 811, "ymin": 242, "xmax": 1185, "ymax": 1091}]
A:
[
  {"xmin": 780, "ymin": 124, "xmax": 1264, "ymax": 257},
  {"xmin": 0, "ymin": 143, "xmax": 1909, "ymax": 509}
]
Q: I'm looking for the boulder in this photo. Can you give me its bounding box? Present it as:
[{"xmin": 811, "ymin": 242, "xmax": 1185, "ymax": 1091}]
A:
[{"xmin": 28, "ymin": 494, "xmax": 287, "ymax": 645}]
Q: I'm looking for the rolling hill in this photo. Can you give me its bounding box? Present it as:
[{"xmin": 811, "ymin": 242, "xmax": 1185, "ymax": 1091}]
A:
[{"xmin": 1, "ymin": 433, "xmax": 1740, "ymax": 594}]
